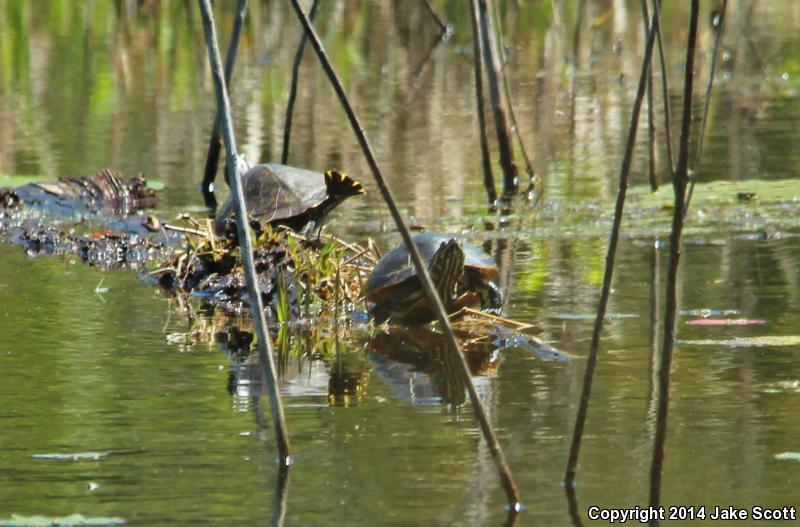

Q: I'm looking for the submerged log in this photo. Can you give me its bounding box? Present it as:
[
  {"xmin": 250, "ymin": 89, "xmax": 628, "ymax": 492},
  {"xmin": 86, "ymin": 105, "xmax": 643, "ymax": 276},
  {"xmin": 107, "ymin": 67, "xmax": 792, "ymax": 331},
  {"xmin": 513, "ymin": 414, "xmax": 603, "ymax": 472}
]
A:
[{"xmin": 4, "ymin": 168, "xmax": 156, "ymax": 216}]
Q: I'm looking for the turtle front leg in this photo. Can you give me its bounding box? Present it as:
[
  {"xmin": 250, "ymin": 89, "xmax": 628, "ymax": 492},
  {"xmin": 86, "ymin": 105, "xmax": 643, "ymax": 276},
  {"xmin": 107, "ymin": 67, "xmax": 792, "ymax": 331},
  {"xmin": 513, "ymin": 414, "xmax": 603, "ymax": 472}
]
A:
[
  {"xmin": 480, "ymin": 280, "xmax": 502, "ymax": 312},
  {"xmin": 369, "ymin": 304, "xmax": 391, "ymax": 324}
]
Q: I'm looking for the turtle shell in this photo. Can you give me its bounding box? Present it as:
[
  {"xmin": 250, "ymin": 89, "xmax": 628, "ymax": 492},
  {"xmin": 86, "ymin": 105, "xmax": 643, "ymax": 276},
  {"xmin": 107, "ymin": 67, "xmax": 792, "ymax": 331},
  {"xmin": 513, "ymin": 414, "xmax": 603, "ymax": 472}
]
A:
[
  {"xmin": 215, "ymin": 164, "xmax": 363, "ymax": 231},
  {"xmin": 364, "ymin": 232, "xmax": 500, "ymax": 318}
]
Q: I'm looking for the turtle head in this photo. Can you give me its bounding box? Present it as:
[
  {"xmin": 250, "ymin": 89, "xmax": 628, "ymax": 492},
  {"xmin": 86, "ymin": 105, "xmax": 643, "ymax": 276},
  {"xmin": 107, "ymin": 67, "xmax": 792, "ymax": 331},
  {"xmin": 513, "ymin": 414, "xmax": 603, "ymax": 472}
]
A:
[
  {"xmin": 427, "ymin": 238, "xmax": 465, "ymax": 303},
  {"xmin": 324, "ymin": 169, "xmax": 365, "ymax": 199}
]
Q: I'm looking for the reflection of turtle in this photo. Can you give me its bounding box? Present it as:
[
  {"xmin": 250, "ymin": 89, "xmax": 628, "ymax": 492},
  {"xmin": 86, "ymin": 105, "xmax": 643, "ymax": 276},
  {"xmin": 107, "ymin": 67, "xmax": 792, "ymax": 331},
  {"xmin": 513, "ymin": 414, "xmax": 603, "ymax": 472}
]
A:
[
  {"xmin": 215, "ymin": 164, "xmax": 364, "ymax": 232},
  {"xmin": 364, "ymin": 232, "xmax": 501, "ymax": 324},
  {"xmin": 370, "ymin": 325, "xmax": 500, "ymax": 403}
]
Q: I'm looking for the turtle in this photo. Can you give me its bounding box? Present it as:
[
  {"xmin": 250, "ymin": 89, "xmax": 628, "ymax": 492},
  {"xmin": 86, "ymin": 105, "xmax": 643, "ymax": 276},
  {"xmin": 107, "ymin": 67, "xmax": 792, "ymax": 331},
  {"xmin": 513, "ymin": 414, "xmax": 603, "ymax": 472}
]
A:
[
  {"xmin": 214, "ymin": 163, "xmax": 364, "ymax": 233},
  {"xmin": 364, "ymin": 232, "xmax": 502, "ymax": 324}
]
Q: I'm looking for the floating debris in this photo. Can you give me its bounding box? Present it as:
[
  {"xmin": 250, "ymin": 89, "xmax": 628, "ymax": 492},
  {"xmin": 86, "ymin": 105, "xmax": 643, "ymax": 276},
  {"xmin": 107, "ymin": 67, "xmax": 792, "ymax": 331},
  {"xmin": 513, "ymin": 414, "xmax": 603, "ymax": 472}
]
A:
[
  {"xmin": 686, "ymin": 318, "xmax": 766, "ymax": 326},
  {"xmin": 0, "ymin": 514, "xmax": 125, "ymax": 526},
  {"xmin": 680, "ymin": 308, "xmax": 741, "ymax": 317},
  {"xmin": 554, "ymin": 312, "xmax": 639, "ymax": 321},
  {"xmin": 32, "ymin": 452, "xmax": 107, "ymax": 461},
  {"xmin": 94, "ymin": 277, "xmax": 110, "ymax": 294},
  {"xmin": 680, "ymin": 336, "xmax": 800, "ymax": 348},
  {"xmin": 760, "ymin": 380, "xmax": 800, "ymax": 394},
  {"xmin": 491, "ymin": 328, "xmax": 570, "ymax": 363}
]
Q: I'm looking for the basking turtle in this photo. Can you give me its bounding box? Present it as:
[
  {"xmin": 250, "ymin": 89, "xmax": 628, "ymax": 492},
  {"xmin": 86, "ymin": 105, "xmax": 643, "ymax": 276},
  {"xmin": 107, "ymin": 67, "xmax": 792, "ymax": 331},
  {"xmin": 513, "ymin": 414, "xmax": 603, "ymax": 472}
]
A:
[
  {"xmin": 215, "ymin": 164, "xmax": 364, "ymax": 233},
  {"xmin": 364, "ymin": 232, "xmax": 501, "ymax": 324}
]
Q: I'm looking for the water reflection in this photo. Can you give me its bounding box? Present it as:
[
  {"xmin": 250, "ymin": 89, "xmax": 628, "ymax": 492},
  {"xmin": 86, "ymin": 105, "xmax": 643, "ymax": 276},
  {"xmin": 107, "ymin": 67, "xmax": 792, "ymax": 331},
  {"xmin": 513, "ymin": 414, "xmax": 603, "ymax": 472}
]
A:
[
  {"xmin": 216, "ymin": 318, "xmax": 514, "ymax": 408},
  {"xmin": 2, "ymin": 0, "xmax": 800, "ymax": 525},
  {"xmin": 369, "ymin": 325, "xmax": 499, "ymax": 406},
  {"xmin": 216, "ymin": 321, "xmax": 370, "ymax": 406}
]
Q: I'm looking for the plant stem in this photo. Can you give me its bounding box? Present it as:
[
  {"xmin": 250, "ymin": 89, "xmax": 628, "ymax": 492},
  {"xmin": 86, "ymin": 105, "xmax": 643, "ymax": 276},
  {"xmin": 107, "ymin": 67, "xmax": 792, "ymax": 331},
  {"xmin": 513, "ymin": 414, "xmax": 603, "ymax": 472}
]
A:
[
  {"xmin": 491, "ymin": 0, "xmax": 535, "ymax": 188},
  {"xmin": 421, "ymin": 0, "xmax": 449, "ymax": 38},
  {"xmin": 685, "ymin": 0, "xmax": 728, "ymax": 212},
  {"xmin": 201, "ymin": 0, "xmax": 248, "ymax": 208},
  {"xmin": 197, "ymin": 0, "xmax": 291, "ymax": 464},
  {"xmin": 469, "ymin": 0, "xmax": 497, "ymax": 205},
  {"xmin": 642, "ymin": 0, "xmax": 658, "ymax": 191},
  {"xmin": 652, "ymin": 0, "xmax": 675, "ymax": 178},
  {"xmin": 564, "ymin": 6, "xmax": 659, "ymax": 489},
  {"xmin": 287, "ymin": 0, "xmax": 521, "ymax": 510},
  {"xmin": 281, "ymin": 0, "xmax": 320, "ymax": 165},
  {"xmin": 650, "ymin": 0, "xmax": 700, "ymax": 510},
  {"xmin": 477, "ymin": 0, "xmax": 518, "ymax": 196}
]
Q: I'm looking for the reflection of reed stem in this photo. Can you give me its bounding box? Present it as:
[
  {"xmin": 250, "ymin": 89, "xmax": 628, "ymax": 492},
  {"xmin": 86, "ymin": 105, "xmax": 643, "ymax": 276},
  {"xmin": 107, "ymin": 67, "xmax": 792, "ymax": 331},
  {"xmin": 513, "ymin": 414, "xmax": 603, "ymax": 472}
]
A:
[
  {"xmin": 421, "ymin": 0, "xmax": 449, "ymax": 38},
  {"xmin": 201, "ymin": 0, "xmax": 248, "ymax": 208},
  {"xmin": 567, "ymin": 0, "xmax": 587, "ymax": 173},
  {"xmin": 197, "ymin": 0, "xmax": 291, "ymax": 464},
  {"xmin": 650, "ymin": 0, "xmax": 700, "ymax": 510},
  {"xmin": 646, "ymin": 239, "xmax": 661, "ymax": 438},
  {"xmin": 564, "ymin": 5, "xmax": 659, "ymax": 489},
  {"xmin": 250, "ymin": 396, "xmax": 289, "ymax": 524},
  {"xmin": 287, "ymin": 0, "xmax": 521, "ymax": 509},
  {"xmin": 477, "ymin": 0, "xmax": 518, "ymax": 196},
  {"xmin": 272, "ymin": 463, "xmax": 291, "ymax": 527},
  {"xmin": 652, "ymin": 0, "xmax": 675, "ymax": 178},
  {"xmin": 468, "ymin": 0, "xmax": 497, "ymax": 205},
  {"xmin": 281, "ymin": 0, "xmax": 320, "ymax": 165},
  {"xmin": 565, "ymin": 484, "xmax": 584, "ymax": 527},
  {"xmin": 641, "ymin": 0, "xmax": 658, "ymax": 191},
  {"xmin": 491, "ymin": 0, "xmax": 535, "ymax": 187},
  {"xmin": 685, "ymin": 0, "xmax": 729, "ymax": 212}
]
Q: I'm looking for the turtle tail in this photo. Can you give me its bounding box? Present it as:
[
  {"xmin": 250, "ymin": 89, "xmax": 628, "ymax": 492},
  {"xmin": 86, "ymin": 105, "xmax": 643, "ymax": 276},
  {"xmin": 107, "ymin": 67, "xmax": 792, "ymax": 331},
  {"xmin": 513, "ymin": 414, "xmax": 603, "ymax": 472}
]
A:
[{"xmin": 324, "ymin": 169, "xmax": 365, "ymax": 199}]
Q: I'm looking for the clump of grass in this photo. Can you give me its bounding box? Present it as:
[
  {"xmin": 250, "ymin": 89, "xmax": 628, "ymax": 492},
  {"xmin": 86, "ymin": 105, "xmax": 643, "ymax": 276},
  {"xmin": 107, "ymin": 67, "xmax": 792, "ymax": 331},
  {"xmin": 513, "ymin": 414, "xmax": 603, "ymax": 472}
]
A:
[
  {"xmin": 150, "ymin": 219, "xmax": 378, "ymax": 324},
  {"xmin": 254, "ymin": 226, "xmax": 376, "ymax": 321}
]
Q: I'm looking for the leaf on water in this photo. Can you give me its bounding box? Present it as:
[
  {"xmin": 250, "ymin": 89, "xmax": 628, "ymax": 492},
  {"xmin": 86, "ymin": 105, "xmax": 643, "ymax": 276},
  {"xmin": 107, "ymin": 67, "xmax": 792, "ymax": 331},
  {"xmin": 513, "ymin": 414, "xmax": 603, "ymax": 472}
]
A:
[
  {"xmin": 761, "ymin": 380, "xmax": 800, "ymax": 394},
  {"xmin": 32, "ymin": 452, "xmax": 107, "ymax": 461},
  {"xmin": 494, "ymin": 335, "xmax": 571, "ymax": 362},
  {"xmin": 93, "ymin": 276, "xmax": 111, "ymax": 295},
  {"xmin": 680, "ymin": 308, "xmax": 741, "ymax": 317},
  {"xmin": 774, "ymin": 452, "xmax": 800, "ymax": 462},
  {"xmin": 686, "ymin": 318, "xmax": 766, "ymax": 326},
  {"xmin": 554, "ymin": 313, "xmax": 639, "ymax": 321},
  {"xmin": 145, "ymin": 180, "xmax": 165, "ymax": 191},
  {"xmin": 680, "ymin": 336, "xmax": 800, "ymax": 347},
  {"xmin": 0, "ymin": 173, "xmax": 51, "ymax": 188},
  {"xmin": 0, "ymin": 514, "xmax": 126, "ymax": 526}
]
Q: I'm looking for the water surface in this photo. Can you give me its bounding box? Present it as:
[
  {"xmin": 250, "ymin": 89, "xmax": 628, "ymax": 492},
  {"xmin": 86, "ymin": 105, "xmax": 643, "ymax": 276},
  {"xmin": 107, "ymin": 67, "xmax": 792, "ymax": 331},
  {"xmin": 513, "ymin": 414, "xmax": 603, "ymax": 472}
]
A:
[{"xmin": 1, "ymin": 1, "xmax": 800, "ymax": 525}]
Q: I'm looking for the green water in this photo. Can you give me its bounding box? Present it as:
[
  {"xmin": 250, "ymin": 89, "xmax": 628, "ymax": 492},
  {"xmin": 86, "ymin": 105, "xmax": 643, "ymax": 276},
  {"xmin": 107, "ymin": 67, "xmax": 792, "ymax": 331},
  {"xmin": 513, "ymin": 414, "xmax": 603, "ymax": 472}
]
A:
[{"xmin": 2, "ymin": 1, "xmax": 800, "ymax": 525}]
